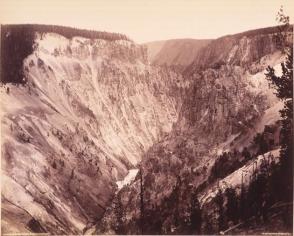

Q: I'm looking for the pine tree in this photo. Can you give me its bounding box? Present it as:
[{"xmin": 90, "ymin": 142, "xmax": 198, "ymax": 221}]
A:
[
  {"xmin": 264, "ymin": 8, "xmax": 293, "ymax": 228},
  {"xmin": 139, "ymin": 167, "xmax": 145, "ymax": 234},
  {"xmin": 215, "ymin": 189, "xmax": 227, "ymax": 231},
  {"xmin": 239, "ymin": 180, "xmax": 248, "ymax": 221},
  {"xmin": 265, "ymin": 28, "xmax": 293, "ymax": 203},
  {"xmin": 190, "ymin": 192, "xmax": 202, "ymax": 234},
  {"xmin": 114, "ymin": 192, "xmax": 126, "ymax": 234},
  {"xmin": 225, "ymin": 187, "xmax": 239, "ymax": 224}
]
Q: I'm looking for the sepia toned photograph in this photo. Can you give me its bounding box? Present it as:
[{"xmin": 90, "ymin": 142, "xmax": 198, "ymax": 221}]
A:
[{"xmin": 0, "ymin": 0, "xmax": 293, "ymax": 235}]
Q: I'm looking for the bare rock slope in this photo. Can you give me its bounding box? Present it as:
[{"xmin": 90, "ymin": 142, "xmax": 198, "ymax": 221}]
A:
[
  {"xmin": 95, "ymin": 26, "xmax": 292, "ymax": 235},
  {"xmin": 1, "ymin": 25, "xmax": 292, "ymax": 235},
  {"xmin": 1, "ymin": 30, "xmax": 186, "ymax": 234},
  {"xmin": 144, "ymin": 39, "xmax": 211, "ymax": 68}
]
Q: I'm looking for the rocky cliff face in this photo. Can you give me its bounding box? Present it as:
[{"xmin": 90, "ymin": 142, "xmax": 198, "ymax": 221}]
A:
[
  {"xmin": 144, "ymin": 39, "xmax": 211, "ymax": 68},
  {"xmin": 1, "ymin": 25, "xmax": 292, "ymax": 235},
  {"xmin": 94, "ymin": 27, "xmax": 292, "ymax": 235},
  {"xmin": 1, "ymin": 32, "xmax": 186, "ymax": 234},
  {"xmin": 186, "ymin": 26, "xmax": 293, "ymax": 73}
]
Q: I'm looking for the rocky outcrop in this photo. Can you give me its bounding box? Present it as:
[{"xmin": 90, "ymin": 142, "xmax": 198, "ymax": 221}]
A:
[
  {"xmin": 94, "ymin": 27, "xmax": 292, "ymax": 235},
  {"xmin": 1, "ymin": 32, "xmax": 186, "ymax": 234},
  {"xmin": 1, "ymin": 25, "xmax": 292, "ymax": 235},
  {"xmin": 185, "ymin": 25, "xmax": 293, "ymax": 74}
]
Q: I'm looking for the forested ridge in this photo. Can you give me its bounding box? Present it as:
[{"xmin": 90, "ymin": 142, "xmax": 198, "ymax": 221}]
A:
[{"xmin": 1, "ymin": 24, "xmax": 131, "ymax": 84}]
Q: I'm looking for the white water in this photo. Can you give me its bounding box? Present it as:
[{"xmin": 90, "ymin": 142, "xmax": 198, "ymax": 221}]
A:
[{"xmin": 116, "ymin": 169, "xmax": 139, "ymax": 190}]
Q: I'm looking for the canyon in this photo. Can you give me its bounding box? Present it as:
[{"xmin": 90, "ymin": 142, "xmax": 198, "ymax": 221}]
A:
[{"xmin": 1, "ymin": 24, "xmax": 292, "ymax": 234}]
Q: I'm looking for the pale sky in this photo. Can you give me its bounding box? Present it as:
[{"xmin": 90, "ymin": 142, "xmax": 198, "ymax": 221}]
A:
[{"xmin": 0, "ymin": 0, "xmax": 293, "ymax": 43}]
